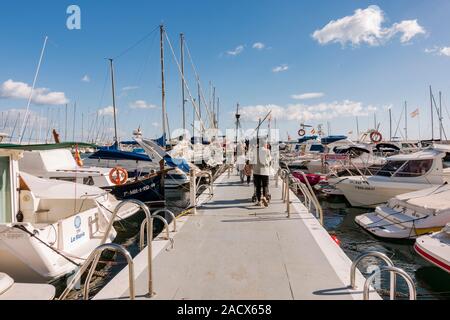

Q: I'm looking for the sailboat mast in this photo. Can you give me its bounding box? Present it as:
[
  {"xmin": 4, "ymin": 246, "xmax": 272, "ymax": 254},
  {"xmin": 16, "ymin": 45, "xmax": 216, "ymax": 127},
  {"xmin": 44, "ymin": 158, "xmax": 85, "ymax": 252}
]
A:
[
  {"xmin": 430, "ymin": 85, "xmax": 434, "ymax": 140},
  {"xmin": 389, "ymin": 108, "xmax": 392, "ymax": 141},
  {"xmin": 180, "ymin": 33, "xmax": 186, "ymax": 134},
  {"xmin": 160, "ymin": 25, "xmax": 167, "ymax": 146},
  {"xmin": 404, "ymin": 101, "xmax": 408, "ymax": 141},
  {"xmin": 108, "ymin": 58, "xmax": 119, "ymax": 145},
  {"xmin": 439, "ymin": 91, "xmax": 443, "ymax": 141}
]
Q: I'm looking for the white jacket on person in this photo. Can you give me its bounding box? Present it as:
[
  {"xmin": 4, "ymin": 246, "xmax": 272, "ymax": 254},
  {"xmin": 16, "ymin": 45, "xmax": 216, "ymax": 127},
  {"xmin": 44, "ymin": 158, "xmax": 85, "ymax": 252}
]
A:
[{"xmin": 253, "ymin": 146, "xmax": 272, "ymax": 176}]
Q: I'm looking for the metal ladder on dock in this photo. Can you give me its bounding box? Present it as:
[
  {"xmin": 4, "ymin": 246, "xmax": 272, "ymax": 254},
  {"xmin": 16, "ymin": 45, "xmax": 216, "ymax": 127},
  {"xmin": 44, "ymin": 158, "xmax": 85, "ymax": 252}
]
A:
[
  {"xmin": 350, "ymin": 251, "xmax": 417, "ymax": 300},
  {"xmin": 58, "ymin": 199, "xmax": 177, "ymax": 300}
]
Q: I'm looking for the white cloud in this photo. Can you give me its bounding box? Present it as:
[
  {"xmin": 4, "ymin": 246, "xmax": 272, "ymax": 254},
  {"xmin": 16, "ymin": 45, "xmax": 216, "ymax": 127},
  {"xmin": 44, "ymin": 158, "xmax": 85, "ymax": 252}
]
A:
[
  {"xmin": 252, "ymin": 42, "xmax": 265, "ymax": 50},
  {"xmin": 240, "ymin": 100, "xmax": 377, "ymax": 122},
  {"xmin": 227, "ymin": 45, "xmax": 244, "ymax": 56},
  {"xmin": 81, "ymin": 75, "xmax": 90, "ymax": 82},
  {"xmin": 122, "ymin": 86, "xmax": 140, "ymax": 91},
  {"xmin": 129, "ymin": 100, "xmax": 158, "ymax": 109},
  {"xmin": 272, "ymin": 64, "xmax": 289, "ymax": 73},
  {"xmin": 98, "ymin": 106, "xmax": 116, "ymax": 116},
  {"xmin": 152, "ymin": 122, "xmax": 159, "ymax": 127},
  {"xmin": 312, "ymin": 5, "xmax": 425, "ymax": 47},
  {"xmin": 291, "ymin": 92, "xmax": 325, "ymax": 100},
  {"xmin": 0, "ymin": 79, "xmax": 69, "ymax": 105},
  {"xmin": 425, "ymin": 46, "xmax": 450, "ymax": 57}
]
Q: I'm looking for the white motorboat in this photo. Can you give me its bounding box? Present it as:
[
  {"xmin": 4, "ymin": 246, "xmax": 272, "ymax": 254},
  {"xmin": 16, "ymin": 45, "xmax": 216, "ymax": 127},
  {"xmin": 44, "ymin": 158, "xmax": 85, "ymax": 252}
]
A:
[
  {"xmin": 336, "ymin": 147, "xmax": 450, "ymax": 208},
  {"xmin": 0, "ymin": 273, "xmax": 55, "ymax": 300},
  {"xmin": 414, "ymin": 224, "xmax": 450, "ymax": 273},
  {"xmin": 0, "ymin": 148, "xmax": 121, "ymax": 282},
  {"xmin": 306, "ymin": 144, "xmax": 385, "ymax": 175},
  {"xmin": 355, "ymin": 185, "xmax": 450, "ymax": 239}
]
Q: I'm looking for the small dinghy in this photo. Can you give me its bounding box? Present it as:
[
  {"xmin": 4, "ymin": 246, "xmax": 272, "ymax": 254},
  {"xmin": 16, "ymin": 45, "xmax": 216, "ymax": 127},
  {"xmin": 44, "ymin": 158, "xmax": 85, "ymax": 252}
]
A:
[{"xmin": 292, "ymin": 171, "xmax": 322, "ymax": 186}]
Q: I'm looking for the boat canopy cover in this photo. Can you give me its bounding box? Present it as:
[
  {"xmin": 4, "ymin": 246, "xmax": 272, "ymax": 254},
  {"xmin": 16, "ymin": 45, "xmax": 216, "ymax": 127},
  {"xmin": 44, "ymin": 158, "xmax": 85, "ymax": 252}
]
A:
[
  {"xmin": 0, "ymin": 142, "xmax": 95, "ymax": 151},
  {"xmin": 88, "ymin": 149, "xmax": 152, "ymax": 162},
  {"xmin": 298, "ymin": 135, "xmax": 318, "ymax": 143},
  {"xmin": 375, "ymin": 143, "xmax": 401, "ymax": 151},
  {"xmin": 388, "ymin": 148, "xmax": 444, "ymax": 161},
  {"xmin": 19, "ymin": 172, "xmax": 106, "ymax": 199},
  {"xmin": 389, "ymin": 185, "xmax": 450, "ymax": 215},
  {"xmin": 334, "ymin": 146, "xmax": 370, "ymax": 154},
  {"xmin": 321, "ymin": 135, "xmax": 348, "ymax": 145},
  {"xmin": 135, "ymin": 137, "xmax": 191, "ymax": 173}
]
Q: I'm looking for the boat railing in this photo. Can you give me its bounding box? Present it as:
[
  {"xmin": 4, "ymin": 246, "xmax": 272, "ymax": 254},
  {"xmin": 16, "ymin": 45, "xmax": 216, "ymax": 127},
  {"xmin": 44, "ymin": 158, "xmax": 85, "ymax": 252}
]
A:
[
  {"xmin": 189, "ymin": 169, "xmax": 214, "ymax": 214},
  {"xmin": 277, "ymin": 168, "xmax": 324, "ymax": 225},
  {"xmin": 60, "ymin": 199, "xmax": 154, "ymax": 299},
  {"xmin": 59, "ymin": 243, "xmax": 135, "ymax": 300},
  {"xmin": 291, "ymin": 173, "xmax": 324, "ymax": 226},
  {"xmin": 364, "ymin": 266, "xmax": 416, "ymax": 300}
]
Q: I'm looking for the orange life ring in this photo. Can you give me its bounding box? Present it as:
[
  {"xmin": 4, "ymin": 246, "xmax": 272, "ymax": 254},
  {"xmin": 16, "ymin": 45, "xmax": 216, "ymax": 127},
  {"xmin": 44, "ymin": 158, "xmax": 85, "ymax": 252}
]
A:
[
  {"xmin": 298, "ymin": 129, "xmax": 306, "ymax": 137},
  {"xmin": 370, "ymin": 131, "xmax": 383, "ymax": 143},
  {"xmin": 109, "ymin": 167, "xmax": 128, "ymax": 185}
]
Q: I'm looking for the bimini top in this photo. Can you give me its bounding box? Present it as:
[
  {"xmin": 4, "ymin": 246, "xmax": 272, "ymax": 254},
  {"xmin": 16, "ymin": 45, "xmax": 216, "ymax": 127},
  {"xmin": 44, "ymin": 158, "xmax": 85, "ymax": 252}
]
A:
[
  {"xmin": 19, "ymin": 172, "xmax": 107, "ymax": 199},
  {"xmin": 88, "ymin": 148, "xmax": 152, "ymax": 162},
  {"xmin": 297, "ymin": 135, "xmax": 318, "ymax": 144},
  {"xmin": 387, "ymin": 148, "xmax": 445, "ymax": 161},
  {"xmin": 320, "ymin": 135, "xmax": 348, "ymax": 145},
  {"xmin": 389, "ymin": 185, "xmax": 450, "ymax": 215}
]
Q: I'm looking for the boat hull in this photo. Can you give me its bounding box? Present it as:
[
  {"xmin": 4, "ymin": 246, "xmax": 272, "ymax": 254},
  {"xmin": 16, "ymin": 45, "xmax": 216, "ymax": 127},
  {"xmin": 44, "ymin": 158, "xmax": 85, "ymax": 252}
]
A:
[
  {"xmin": 104, "ymin": 173, "xmax": 165, "ymax": 204},
  {"xmin": 0, "ymin": 209, "xmax": 116, "ymax": 283},
  {"xmin": 414, "ymin": 231, "xmax": 450, "ymax": 273},
  {"xmin": 337, "ymin": 178, "xmax": 430, "ymax": 208}
]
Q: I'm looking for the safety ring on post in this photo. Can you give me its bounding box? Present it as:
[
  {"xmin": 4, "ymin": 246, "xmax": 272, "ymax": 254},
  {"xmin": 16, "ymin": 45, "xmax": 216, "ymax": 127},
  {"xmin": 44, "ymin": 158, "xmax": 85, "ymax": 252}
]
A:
[
  {"xmin": 370, "ymin": 131, "xmax": 383, "ymax": 143},
  {"xmin": 109, "ymin": 167, "xmax": 128, "ymax": 185},
  {"xmin": 298, "ymin": 129, "xmax": 306, "ymax": 137}
]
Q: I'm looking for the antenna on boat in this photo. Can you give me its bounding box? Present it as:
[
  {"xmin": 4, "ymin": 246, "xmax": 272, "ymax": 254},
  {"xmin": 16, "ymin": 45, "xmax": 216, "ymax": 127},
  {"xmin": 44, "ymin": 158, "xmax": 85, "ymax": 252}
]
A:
[{"xmin": 108, "ymin": 58, "xmax": 119, "ymax": 147}]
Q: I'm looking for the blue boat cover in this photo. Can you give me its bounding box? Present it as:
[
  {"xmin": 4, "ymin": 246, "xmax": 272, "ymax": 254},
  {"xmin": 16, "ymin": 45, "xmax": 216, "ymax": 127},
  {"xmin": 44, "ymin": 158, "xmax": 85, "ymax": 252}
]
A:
[
  {"xmin": 163, "ymin": 155, "xmax": 190, "ymax": 173},
  {"xmin": 88, "ymin": 148, "xmax": 152, "ymax": 162},
  {"xmin": 321, "ymin": 135, "xmax": 348, "ymax": 145}
]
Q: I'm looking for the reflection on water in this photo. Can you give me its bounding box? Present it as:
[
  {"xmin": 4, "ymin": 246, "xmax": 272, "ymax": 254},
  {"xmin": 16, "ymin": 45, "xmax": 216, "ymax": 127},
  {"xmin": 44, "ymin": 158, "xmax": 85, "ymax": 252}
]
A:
[{"xmin": 319, "ymin": 194, "xmax": 450, "ymax": 300}]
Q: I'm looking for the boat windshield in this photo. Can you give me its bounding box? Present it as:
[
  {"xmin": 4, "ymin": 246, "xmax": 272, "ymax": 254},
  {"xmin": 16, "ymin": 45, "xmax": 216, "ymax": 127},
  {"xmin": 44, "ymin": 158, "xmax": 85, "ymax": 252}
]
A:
[
  {"xmin": 394, "ymin": 159, "xmax": 433, "ymax": 177},
  {"xmin": 375, "ymin": 160, "xmax": 406, "ymax": 177},
  {"xmin": 0, "ymin": 156, "xmax": 12, "ymax": 223}
]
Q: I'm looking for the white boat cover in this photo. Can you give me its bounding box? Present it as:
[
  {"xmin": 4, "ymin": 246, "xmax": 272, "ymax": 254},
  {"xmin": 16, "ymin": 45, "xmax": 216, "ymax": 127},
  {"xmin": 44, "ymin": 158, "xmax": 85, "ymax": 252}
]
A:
[
  {"xmin": 389, "ymin": 185, "xmax": 450, "ymax": 215},
  {"xmin": 388, "ymin": 148, "xmax": 444, "ymax": 161},
  {"xmin": 20, "ymin": 172, "xmax": 107, "ymax": 199}
]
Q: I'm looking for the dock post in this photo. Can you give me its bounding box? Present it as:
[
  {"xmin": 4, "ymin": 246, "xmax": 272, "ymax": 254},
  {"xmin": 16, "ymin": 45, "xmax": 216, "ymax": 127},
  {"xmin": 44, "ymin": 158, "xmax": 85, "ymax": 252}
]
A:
[{"xmin": 190, "ymin": 169, "xmax": 197, "ymax": 214}]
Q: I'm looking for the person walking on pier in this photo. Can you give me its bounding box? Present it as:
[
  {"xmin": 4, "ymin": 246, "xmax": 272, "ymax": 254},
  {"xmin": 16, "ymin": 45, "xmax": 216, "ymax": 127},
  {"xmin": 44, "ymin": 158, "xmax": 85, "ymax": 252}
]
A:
[
  {"xmin": 253, "ymin": 137, "xmax": 272, "ymax": 207},
  {"xmin": 243, "ymin": 160, "xmax": 253, "ymax": 185}
]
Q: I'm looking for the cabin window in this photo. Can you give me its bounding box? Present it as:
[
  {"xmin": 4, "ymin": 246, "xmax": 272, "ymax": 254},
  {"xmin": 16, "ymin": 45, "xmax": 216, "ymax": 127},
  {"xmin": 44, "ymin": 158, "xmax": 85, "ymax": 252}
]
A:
[
  {"xmin": 83, "ymin": 176, "xmax": 95, "ymax": 186},
  {"xmin": 52, "ymin": 177, "xmax": 77, "ymax": 183},
  {"xmin": 394, "ymin": 159, "xmax": 433, "ymax": 177},
  {"xmin": 443, "ymin": 153, "xmax": 450, "ymax": 168},
  {"xmin": 0, "ymin": 156, "xmax": 12, "ymax": 223},
  {"xmin": 375, "ymin": 161, "xmax": 406, "ymax": 177},
  {"xmin": 309, "ymin": 145, "xmax": 325, "ymax": 153}
]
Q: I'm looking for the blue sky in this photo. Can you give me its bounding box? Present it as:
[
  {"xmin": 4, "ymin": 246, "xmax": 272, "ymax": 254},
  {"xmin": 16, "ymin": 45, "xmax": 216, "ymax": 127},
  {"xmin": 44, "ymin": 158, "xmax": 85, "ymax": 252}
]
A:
[{"xmin": 1, "ymin": 0, "xmax": 450, "ymax": 142}]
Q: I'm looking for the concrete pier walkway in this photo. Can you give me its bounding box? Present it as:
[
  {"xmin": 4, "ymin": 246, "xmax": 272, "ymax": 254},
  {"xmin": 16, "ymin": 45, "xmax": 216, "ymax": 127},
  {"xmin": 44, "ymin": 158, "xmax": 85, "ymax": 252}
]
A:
[{"xmin": 95, "ymin": 171, "xmax": 379, "ymax": 300}]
